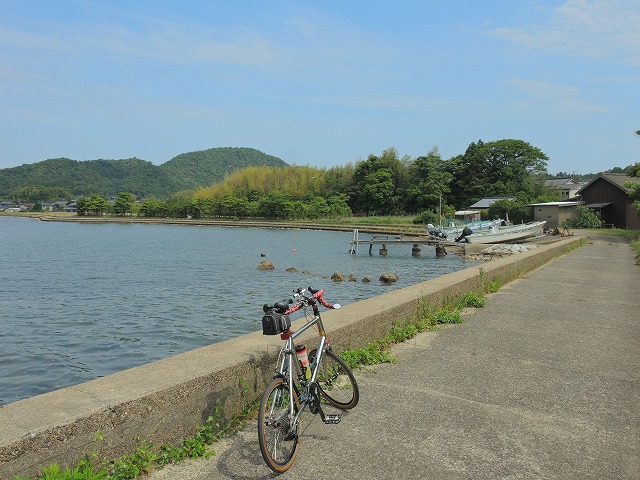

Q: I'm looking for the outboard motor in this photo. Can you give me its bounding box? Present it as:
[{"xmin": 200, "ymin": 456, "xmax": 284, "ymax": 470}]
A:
[
  {"xmin": 427, "ymin": 224, "xmax": 447, "ymax": 239},
  {"xmin": 454, "ymin": 226, "xmax": 473, "ymax": 243}
]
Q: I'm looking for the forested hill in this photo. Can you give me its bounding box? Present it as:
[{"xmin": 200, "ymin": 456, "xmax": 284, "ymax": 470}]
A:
[
  {"xmin": 161, "ymin": 147, "xmax": 287, "ymax": 191},
  {"xmin": 0, "ymin": 147, "xmax": 288, "ymax": 199}
]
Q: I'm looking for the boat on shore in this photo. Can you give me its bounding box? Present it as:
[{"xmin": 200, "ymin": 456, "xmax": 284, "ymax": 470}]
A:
[
  {"xmin": 427, "ymin": 219, "xmax": 503, "ymax": 240},
  {"xmin": 459, "ymin": 220, "xmax": 547, "ymax": 244}
]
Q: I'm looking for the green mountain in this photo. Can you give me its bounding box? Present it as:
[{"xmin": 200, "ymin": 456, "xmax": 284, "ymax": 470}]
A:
[
  {"xmin": 162, "ymin": 147, "xmax": 287, "ymax": 190},
  {"xmin": 0, "ymin": 147, "xmax": 288, "ymax": 199}
]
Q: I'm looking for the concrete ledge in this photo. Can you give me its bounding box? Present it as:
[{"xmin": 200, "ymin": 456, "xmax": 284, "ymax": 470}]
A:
[{"xmin": 0, "ymin": 236, "xmax": 585, "ymax": 478}]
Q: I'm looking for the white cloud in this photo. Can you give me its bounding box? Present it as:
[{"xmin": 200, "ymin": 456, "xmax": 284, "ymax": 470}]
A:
[
  {"xmin": 493, "ymin": 0, "xmax": 640, "ymax": 62},
  {"xmin": 0, "ymin": 17, "xmax": 283, "ymax": 70},
  {"xmin": 508, "ymin": 77, "xmax": 610, "ymax": 114}
]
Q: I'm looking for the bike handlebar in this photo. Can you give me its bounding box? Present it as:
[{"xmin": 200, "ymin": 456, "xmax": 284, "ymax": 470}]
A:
[{"xmin": 262, "ymin": 286, "xmax": 339, "ymax": 315}]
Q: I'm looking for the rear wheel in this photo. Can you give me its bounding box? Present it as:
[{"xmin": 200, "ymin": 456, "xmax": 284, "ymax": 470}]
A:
[
  {"xmin": 311, "ymin": 348, "xmax": 359, "ymax": 409},
  {"xmin": 257, "ymin": 378, "xmax": 300, "ymax": 473}
]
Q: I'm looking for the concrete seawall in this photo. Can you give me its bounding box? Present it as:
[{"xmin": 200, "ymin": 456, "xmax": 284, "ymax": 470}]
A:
[{"xmin": 0, "ymin": 236, "xmax": 584, "ymax": 478}]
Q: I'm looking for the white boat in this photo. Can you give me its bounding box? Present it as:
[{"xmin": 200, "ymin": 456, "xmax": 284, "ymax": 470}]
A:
[
  {"xmin": 427, "ymin": 219, "xmax": 503, "ymax": 240},
  {"xmin": 461, "ymin": 221, "xmax": 547, "ymax": 244}
]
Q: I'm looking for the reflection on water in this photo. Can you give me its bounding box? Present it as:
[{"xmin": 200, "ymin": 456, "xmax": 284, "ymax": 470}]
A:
[{"xmin": 0, "ymin": 216, "xmax": 477, "ymax": 405}]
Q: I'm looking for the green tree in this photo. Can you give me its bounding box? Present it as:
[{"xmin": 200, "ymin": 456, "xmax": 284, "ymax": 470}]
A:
[
  {"xmin": 113, "ymin": 192, "xmax": 135, "ymax": 215},
  {"xmin": 405, "ymin": 148, "xmax": 452, "ymax": 214},
  {"xmin": 258, "ymin": 192, "xmax": 295, "ymax": 219},
  {"xmin": 350, "ymin": 149, "xmax": 405, "ymax": 215},
  {"xmin": 448, "ymin": 139, "xmax": 549, "ymax": 208},
  {"xmin": 327, "ymin": 194, "xmax": 352, "ymax": 217},
  {"xmin": 487, "ymin": 199, "xmax": 532, "ymax": 223},
  {"xmin": 566, "ymin": 205, "xmax": 603, "ymax": 228},
  {"xmin": 76, "ymin": 194, "xmax": 110, "ymax": 216},
  {"xmin": 10, "ymin": 185, "xmax": 72, "ymax": 202},
  {"xmin": 139, "ymin": 196, "xmax": 168, "ymax": 217},
  {"xmin": 623, "ymin": 163, "xmax": 640, "ymax": 216},
  {"xmin": 626, "ymin": 162, "xmax": 640, "ymax": 177},
  {"xmin": 324, "ymin": 164, "xmax": 355, "ymax": 197},
  {"xmin": 213, "ymin": 195, "xmax": 252, "ymax": 217},
  {"xmin": 628, "ymin": 183, "xmax": 640, "ymax": 217}
]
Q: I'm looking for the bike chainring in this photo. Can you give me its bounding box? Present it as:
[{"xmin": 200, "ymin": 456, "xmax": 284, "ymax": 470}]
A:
[{"xmin": 308, "ymin": 383, "xmax": 321, "ymax": 415}]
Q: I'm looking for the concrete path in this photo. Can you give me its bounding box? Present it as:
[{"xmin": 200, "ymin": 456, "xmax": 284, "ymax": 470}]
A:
[{"xmin": 149, "ymin": 235, "xmax": 640, "ymax": 479}]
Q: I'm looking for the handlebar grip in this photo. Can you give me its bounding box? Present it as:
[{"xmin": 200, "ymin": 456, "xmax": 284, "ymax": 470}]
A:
[{"xmin": 284, "ymin": 303, "xmax": 302, "ymax": 315}]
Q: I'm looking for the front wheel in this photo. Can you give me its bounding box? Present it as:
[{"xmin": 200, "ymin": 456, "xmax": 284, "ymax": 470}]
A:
[
  {"xmin": 257, "ymin": 378, "xmax": 300, "ymax": 473},
  {"xmin": 311, "ymin": 348, "xmax": 359, "ymax": 410}
]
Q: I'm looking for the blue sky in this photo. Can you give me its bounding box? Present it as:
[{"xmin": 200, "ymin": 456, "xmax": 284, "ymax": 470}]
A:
[{"xmin": 1, "ymin": 0, "xmax": 638, "ymax": 174}]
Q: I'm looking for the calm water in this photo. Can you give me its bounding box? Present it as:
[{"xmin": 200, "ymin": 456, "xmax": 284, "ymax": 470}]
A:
[{"xmin": 0, "ymin": 216, "xmax": 476, "ymax": 405}]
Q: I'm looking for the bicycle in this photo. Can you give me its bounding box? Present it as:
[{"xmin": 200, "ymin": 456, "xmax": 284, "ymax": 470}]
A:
[{"xmin": 257, "ymin": 286, "xmax": 359, "ymax": 473}]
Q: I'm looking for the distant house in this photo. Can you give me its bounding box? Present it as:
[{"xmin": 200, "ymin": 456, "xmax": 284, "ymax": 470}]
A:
[
  {"xmin": 50, "ymin": 200, "xmax": 77, "ymax": 212},
  {"xmin": 454, "ymin": 210, "xmax": 481, "ymax": 223},
  {"xmin": 467, "ymin": 197, "xmax": 515, "ymax": 210},
  {"xmin": 577, "ymin": 173, "xmax": 640, "ymax": 230},
  {"xmin": 528, "ymin": 201, "xmax": 585, "ymax": 229},
  {"xmin": 544, "ymin": 178, "xmax": 583, "ymax": 200}
]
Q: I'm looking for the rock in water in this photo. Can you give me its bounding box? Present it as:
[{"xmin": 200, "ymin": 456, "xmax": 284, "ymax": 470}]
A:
[
  {"xmin": 257, "ymin": 260, "xmax": 275, "ymax": 270},
  {"xmin": 379, "ymin": 273, "xmax": 398, "ymax": 283}
]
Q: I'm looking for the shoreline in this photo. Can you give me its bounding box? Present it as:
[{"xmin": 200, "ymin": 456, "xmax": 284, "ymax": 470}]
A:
[
  {"xmin": 3, "ymin": 212, "xmax": 429, "ymax": 236},
  {"xmin": 2, "ymin": 212, "xmax": 565, "ymax": 257}
]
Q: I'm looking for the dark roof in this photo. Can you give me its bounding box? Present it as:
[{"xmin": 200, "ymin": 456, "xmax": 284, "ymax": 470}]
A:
[
  {"xmin": 544, "ymin": 178, "xmax": 579, "ymax": 187},
  {"xmin": 579, "ymin": 173, "xmax": 640, "ymax": 194},
  {"xmin": 527, "ymin": 201, "xmax": 584, "ymax": 207},
  {"xmin": 468, "ymin": 197, "xmax": 515, "ymax": 209}
]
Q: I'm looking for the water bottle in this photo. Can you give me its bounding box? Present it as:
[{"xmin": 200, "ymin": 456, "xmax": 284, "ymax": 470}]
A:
[{"xmin": 295, "ymin": 344, "xmax": 311, "ymax": 380}]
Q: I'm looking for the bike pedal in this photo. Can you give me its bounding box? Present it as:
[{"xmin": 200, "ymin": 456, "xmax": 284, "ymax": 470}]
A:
[{"xmin": 323, "ymin": 414, "xmax": 341, "ymax": 425}]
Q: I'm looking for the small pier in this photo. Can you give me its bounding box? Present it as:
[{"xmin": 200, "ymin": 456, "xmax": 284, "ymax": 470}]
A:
[{"xmin": 349, "ymin": 229, "xmax": 462, "ymax": 257}]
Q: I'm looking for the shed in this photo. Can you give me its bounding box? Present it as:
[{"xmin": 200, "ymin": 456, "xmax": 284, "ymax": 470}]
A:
[
  {"xmin": 454, "ymin": 210, "xmax": 481, "ymax": 223},
  {"xmin": 528, "ymin": 201, "xmax": 585, "ymax": 229},
  {"xmin": 577, "ymin": 173, "xmax": 640, "ymax": 229}
]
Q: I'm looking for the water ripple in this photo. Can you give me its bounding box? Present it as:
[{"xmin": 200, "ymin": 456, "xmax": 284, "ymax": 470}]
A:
[{"xmin": 0, "ymin": 217, "xmax": 477, "ymax": 404}]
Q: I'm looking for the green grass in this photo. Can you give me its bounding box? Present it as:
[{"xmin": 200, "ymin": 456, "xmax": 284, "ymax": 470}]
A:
[
  {"xmin": 632, "ymin": 237, "xmax": 640, "ymax": 265},
  {"xmin": 13, "ymin": 400, "xmax": 257, "ymax": 480},
  {"xmin": 578, "ymin": 227, "xmax": 640, "ymax": 238}
]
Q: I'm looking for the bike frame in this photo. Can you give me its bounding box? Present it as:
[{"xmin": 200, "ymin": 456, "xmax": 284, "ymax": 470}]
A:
[{"xmin": 273, "ymin": 296, "xmax": 328, "ymax": 426}]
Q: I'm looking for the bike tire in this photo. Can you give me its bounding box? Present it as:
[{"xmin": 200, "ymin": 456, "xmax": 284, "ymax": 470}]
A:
[
  {"xmin": 310, "ymin": 348, "xmax": 359, "ymax": 410},
  {"xmin": 257, "ymin": 377, "xmax": 301, "ymax": 473}
]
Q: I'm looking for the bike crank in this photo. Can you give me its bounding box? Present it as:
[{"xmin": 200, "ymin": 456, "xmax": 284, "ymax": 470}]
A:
[{"xmin": 309, "ymin": 383, "xmax": 341, "ymax": 424}]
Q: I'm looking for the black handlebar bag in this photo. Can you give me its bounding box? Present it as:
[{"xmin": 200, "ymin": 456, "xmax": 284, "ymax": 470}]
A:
[{"xmin": 262, "ymin": 311, "xmax": 291, "ymax": 335}]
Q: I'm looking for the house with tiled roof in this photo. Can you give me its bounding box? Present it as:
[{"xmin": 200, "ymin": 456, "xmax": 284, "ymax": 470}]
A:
[
  {"xmin": 577, "ymin": 173, "xmax": 640, "ymax": 229},
  {"xmin": 467, "ymin": 197, "xmax": 515, "ymax": 210},
  {"xmin": 544, "ymin": 178, "xmax": 583, "ymax": 200}
]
